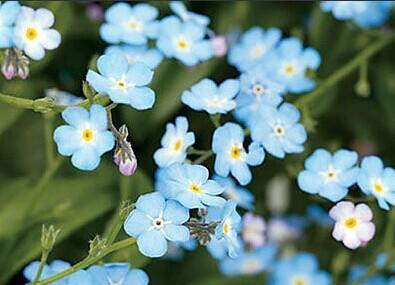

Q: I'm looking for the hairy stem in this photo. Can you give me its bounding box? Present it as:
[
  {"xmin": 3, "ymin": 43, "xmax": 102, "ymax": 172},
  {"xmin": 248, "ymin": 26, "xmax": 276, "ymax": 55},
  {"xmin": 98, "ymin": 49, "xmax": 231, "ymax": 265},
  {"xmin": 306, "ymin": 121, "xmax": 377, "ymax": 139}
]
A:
[{"xmin": 31, "ymin": 251, "xmax": 49, "ymax": 285}]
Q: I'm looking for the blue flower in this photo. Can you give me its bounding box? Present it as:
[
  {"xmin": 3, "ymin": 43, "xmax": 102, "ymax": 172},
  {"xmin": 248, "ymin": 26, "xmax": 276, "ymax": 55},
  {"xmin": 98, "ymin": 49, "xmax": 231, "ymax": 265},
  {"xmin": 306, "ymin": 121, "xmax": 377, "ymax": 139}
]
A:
[
  {"xmin": 321, "ymin": 1, "xmax": 393, "ymax": 28},
  {"xmin": 212, "ymin": 122, "xmax": 264, "ymax": 185},
  {"xmin": 182, "ymin": 78, "xmax": 239, "ymax": 114},
  {"xmin": 45, "ymin": 88, "xmax": 84, "ymax": 106},
  {"xmin": 357, "ymin": 156, "xmax": 395, "ymax": 210},
  {"xmin": 86, "ymin": 53, "xmax": 155, "ymax": 110},
  {"xmin": 0, "ymin": 1, "xmax": 20, "ymax": 48},
  {"xmin": 87, "ymin": 263, "xmax": 148, "ymax": 285},
  {"xmin": 306, "ymin": 204, "xmax": 334, "ymax": 227},
  {"xmin": 157, "ymin": 16, "xmax": 213, "ymax": 66},
  {"xmin": 348, "ymin": 265, "xmax": 388, "ymax": 285},
  {"xmin": 13, "ymin": 7, "xmax": 61, "ymax": 60},
  {"xmin": 53, "ymin": 104, "xmax": 115, "ymax": 171},
  {"xmin": 100, "ymin": 3, "xmax": 158, "ymax": 45},
  {"xmin": 124, "ymin": 192, "xmax": 190, "ymax": 258},
  {"xmin": 233, "ymin": 67, "xmax": 285, "ymax": 127},
  {"xmin": 153, "ymin": 116, "xmax": 195, "ymax": 168},
  {"xmin": 260, "ymin": 37, "xmax": 321, "ymax": 93},
  {"xmin": 105, "ymin": 44, "xmax": 163, "ymax": 69},
  {"xmin": 23, "ymin": 260, "xmax": 92, "ymax": 284},
  {"xmin": 250, "ymin": 103, "xmax": 307, "ymax": 159},
  {"xmin": 170, "ymin": 1, "xmax": 210, "ymax": 27},
  {"xmin": 228, "ymin": 27, "xmax": 282, "ymax": 72},
  {"xmin": 219, "ymin": 244, "xmax": 277, "ymax": 276},
  {"xmin": 156, "ymin": 163, "xmax": 226, "ymax": 209},
  {"xmin": 297, "ymin": 149, "xmax": 359, "ymax": 202},
  {"xmin": 213, "ymin": 175, "xmax": 254, "ymax": 210},
  {"xmin": 268, "ymin": 252, "xmax": 331, "ymax": 285}
]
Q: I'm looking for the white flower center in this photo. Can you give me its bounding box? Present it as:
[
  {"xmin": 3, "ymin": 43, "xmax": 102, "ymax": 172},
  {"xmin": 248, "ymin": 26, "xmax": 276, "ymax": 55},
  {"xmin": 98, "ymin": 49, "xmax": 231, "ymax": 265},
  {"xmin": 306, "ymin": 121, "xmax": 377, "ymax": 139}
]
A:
[
  {"xmin": 281, "ymin": 61, "xmax": 298, "ymax": 77},
  {"xmin": 250, "ymin": 44, "xmax": 266, "ymax": 59},
  {"xmin": 126, "ymin": 18, "xmax": 143, "ymax": 32},
  {"xmin": 242, "ymin": 259, "xmax": 261, "ymax": 274},
  {"xmin": 371, "ymin": 179, "xmax": 386, "ymax": 194},
  {"xmin": 320, "ymin": 165, "xmax": 339, "ymax": 183},
  {"xmin": 152, "ymin": 217, "xmax": 165, "ymax": 230},
  {"xmin": 273, "ymin": 124, "xmax": 285, "ymax": 137},
  {"xmin": 252, "ymin": 84, "xmax": 265, "ymax": 96},
  {"xmin": 175, "ymin": 36, "xmax": 191, "ymax": 53}
]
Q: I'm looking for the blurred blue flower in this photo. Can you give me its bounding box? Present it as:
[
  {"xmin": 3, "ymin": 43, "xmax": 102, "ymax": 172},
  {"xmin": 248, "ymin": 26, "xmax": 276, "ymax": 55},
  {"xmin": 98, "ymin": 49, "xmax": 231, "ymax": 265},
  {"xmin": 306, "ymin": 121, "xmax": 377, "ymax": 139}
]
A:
[
  {"xmin": 24, "ymin": 260, "xmax": 92, "ymax": 284},
  {"xmin": 357, "ymin": 156, "xmax": 395, "ymax": 210},
  {"xmin": 250, "ymin": 103, "xmax": 307, "ymax": 159},
  {"xmin": 170, "ymin": 1, "xmax": 210, "ymax": 27},
  {"xmin": 153, "ymin": 116, "xmax": 195, "ymax": 168},
  {"xmin": 261, "ymin": 37, "xmax": 320, "ymax": 93},
  {"xmin": 53, "ymin": 104, "xmax": 115, "ymax": 171},
  {"xmin": 156, "ymin": 163, "xmax": 225, "ymax": 209},
  {"xmin": 348, "ymin": 265, "xmax": 387, "ymax": 285},
  {"xmin": 13, "ymin": 7, "xmax": 61, "ymax": 60},
  {"xmin": 212, "ymin": 122, "xmax": 264, "ymax": 185},
  {"xmin": 87, "ymin": 263, "xmax": 148, "ymax": 285},
  {"xmin": 100, "ymin": 3, "xmax": 158, "ymax": 45},
  {"xmin": 321, "ymin": 1, "xmax": 394, "ymax": 28},
  {"xmin": 105, "ymin": 44, "xmax": 163, "ymax": 69},
  {"xmin": 267, "ymin": 216, "xmax": 306, "ymax": 244},
  {"xmin": 182, "ymin": 78, "xmax": 239, "ymax": 114},
  {"xmin": 45, "ymin": 88, "xmax": 83, "ymax": 106},
  {"xmin": 233, "ymin": 67, "xmax": 284, "ymax": 127},
  {"xmin": 268, "ymin": 252, "xmax": 331, "ymax": 285},
  {"xmin": 86, "ymin": 53, "xmax": 155, "ymax": 110},
  {"xmin": 124, "ymin": 192, "xmax": 190, "ymax": 258},
  {"xmin": 219, "ymin": 244, "xmax": 277, "ymax": 276},
  {"xmin": 297, "ymin": 149, "xmax": 359, "ymax": 202},
  {"xmin": 228, "ymin": 27, "xmax": 282, "ymax": 72},
  {"xmin": 157, "ymin": 16, "xmax": 213, "ymax": 66},
  {"xmin": 0, "ymin": 1, "xmax": 20, "ymax": 48},
  {"xmin": 214, "ymin": 175, "xmax": 254, "ymax": 210},
  {"xmin": 306, "ymin": 204, "xmax": 334, "ymax": 227}
]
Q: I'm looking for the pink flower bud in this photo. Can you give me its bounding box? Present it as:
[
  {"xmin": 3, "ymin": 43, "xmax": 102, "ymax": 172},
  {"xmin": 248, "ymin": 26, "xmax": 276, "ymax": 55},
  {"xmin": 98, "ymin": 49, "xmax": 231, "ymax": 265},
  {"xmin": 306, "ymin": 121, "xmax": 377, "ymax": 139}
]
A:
[
  {"xmin": 1, "ymin": 63, "xmax": 15, "ymax": 80},
  {"xmin": 242, "ymin": 213, "xmax": 266, "ymax": 248},
  {"xmin": 210, "ymin": 36, "xmax": 227, "ymax": 57},
  {"xmin": 119, "ymin": 157, "xmax": 138, "ymax": 176}
]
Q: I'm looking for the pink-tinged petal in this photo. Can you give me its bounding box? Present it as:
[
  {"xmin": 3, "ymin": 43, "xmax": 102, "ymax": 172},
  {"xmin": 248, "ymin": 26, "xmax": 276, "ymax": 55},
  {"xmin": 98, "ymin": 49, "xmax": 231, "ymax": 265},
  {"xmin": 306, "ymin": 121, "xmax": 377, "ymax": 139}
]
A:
[
  {"xmin": 342, "ymin": 233, "xmax": 362, "ymax": 250},
  {"xmin": 354, "ymin": 203, "xmax": 373, "ymax": 222},
  {"xmin": 356, "ymin": 222, "xmax": 375, "ymax": 242},
  {"xmin": 332, "ymin": 223, "xmax": 345, "ymax": 241},
  {"xmin": 329, "ymin": 201, "xmax": 355, "ymax": 221}
]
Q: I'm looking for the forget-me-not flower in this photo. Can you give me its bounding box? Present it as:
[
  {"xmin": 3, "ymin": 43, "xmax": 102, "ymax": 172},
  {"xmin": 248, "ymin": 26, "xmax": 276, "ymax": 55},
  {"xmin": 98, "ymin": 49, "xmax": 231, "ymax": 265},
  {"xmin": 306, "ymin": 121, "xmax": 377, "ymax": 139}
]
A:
[
  {"xmin": 156, "ymin": 162, "xmax": 225, "ymax": 209},
  {"xmin": 153, "ymin": 116, "xmax": 195, "ymax": 168},
  {"xmin": 157, "ymin": 16, "xmax": 213, "ymax": 66},
  {"xmin": 242, "ymin": 212, "xmax": 266, "ymax": 248},
  {"xmin": 13, "ymin": 6, "xmax": 61, "ymax": 60},
  {"xmin": 357, "ymin": 156, "xmax": 395, "ymax": 210},
  {"xmin": 228, "ymin": 27, "xmax": 282, "ymax": 72},
  {"xmin": 0, "ymin": 1, "xmax": 20, "ymax": 48},
  {"xmin": 124, "ymin": 192, "xmax": 190, "ymax": 258},
  {"xmin": 87, "ymin": 263, "xmax": 149, "ymax": 285},
  {"xmin": 349, "ymin": 265, "xmax": 388, "ymax": 285},
  {"xmin": 53, "ymin": 104, "xmax": 115, "ymax": 171},
  {"xmin": 212, "ymin": 122, "xmax": 265, "ymax": 185},
  {"xmin": 213, "ymin": 175, "xmax": 254, "ymax": 210},
  {"xmin": 182, "ymin": 78, "xmax": 239, "ymax": 114},
  {"xmin": 297, "ymin": 149, "xmax": 359, "ymax": 202},
  {"xmin": 268, "ymin": 252, "xmax": 331, "ymax": 285},
  {"xmin": 45, "ymin": 88, "xmax": 84, "ymax": 106},
  {"xmin": 86, "ymin": 53, "xmax": 155, "ymax": 110},
  {"xmin": 170, "ymin": 1, "xmax": 210, "ymax": 27},
  {"xmin": 100, "ymin": 2, "xmax": 158, "ymax": 45},
  {"xmin": 250, "ymin": 103, "xmax": 307, "ymax": 159},
  {"xmin": 105, "ymin": 44, "xmax": 164, "ymax": 69},
  {"xmin": 261, "ymin": 37, "xmax": 321, "ymax": 93}
]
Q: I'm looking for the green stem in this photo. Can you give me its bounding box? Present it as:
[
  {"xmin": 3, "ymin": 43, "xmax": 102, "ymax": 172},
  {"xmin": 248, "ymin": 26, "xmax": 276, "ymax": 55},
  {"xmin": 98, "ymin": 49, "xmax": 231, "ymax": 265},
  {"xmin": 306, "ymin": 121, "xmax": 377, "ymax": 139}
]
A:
[
  {"xmin": 31, "ymin": 251, "xmax": 49, "ymax": 285},
  {"xmin": 36, "ymin": 238, "xmax": 136, "ymax": 285},
  {"xmin": 43, "ymin": 114, "xmax": 55, "ymax": 167},
  {"xmin": 188, "ymin": 147, "xmax": 212, "ymax": 156},
  {"xmin": 295, "ymin": 32, "xmax": 395, "ymax": 108},
  {"xmin": 193, "ymin": 150, "xmax": 214, "ymax": 165},
  {"xmin": 209, "ymin": 114, "xmax": 221, "ymax": 128}
]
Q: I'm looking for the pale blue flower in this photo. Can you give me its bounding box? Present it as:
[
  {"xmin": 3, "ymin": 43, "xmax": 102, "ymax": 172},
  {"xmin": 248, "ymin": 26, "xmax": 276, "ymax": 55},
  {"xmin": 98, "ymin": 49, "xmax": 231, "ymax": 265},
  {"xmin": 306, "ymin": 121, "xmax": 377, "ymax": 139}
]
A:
[
  {"xmin": 214, "ymin": 175, "xmax": 254, "ymax": 210},
  {"xmin": 297, "ymin": 149, "xmax": 359, "ymax": 202},
  {"xmin": 86, "ymin": 53, "xmax": 155, "ymax": 110},
  {"xmin": 357, "ymin": 156, "xmax": 395, "ymax": 210},
  {"xmin": 348, "ymin": 265, "xmax": 387, "ymax": 285},
  {"xmin": 182, "ymin": 78, "xmax": 239, "ymax": 114},
  {"xmin": 0, "ymin": 1, "xmax": 20, "ymax": 48},
  {"xmin": 228, "ymin": 27, "xmax": 282, "ymax": 72},
  {"xmin": 45, "ymin": 88, "xmax": 83, "ymax": 106},
  {"xmin": 105, "ymin": 44, "xmax": 163, "ymax": 70},
  {"xmin": 170, "ymin": 1, "xmax": 210, "ymax": 27},
  {"xmin": 268, "ymin": 252, "xmax": 331, "ymax": 285},
  {"xmin": 219, "ymin": 245, "xmax": 277, "ymax": 276},
  {"xmin": 261, "ymin": 37, "xmax": 321, "ymax": 93},
  {"xmin": 153, "ymin": 116, "xmax": 195, "ymax": 168},
  {"xmin": 100, "ymin": 3, "xmax": 158, "ymax": 45},
  {"xmin": 13, "ymin": 7, "xmax": 61, "ymax": 60},
  {"xmin": 156, "ymin": 162, "xmax": 226, "ymax": 209},
  {"xmin": 87, "ymin": 263, "xmax": 148, "ymax": 285},
  {"xmin": 53, "ymin": 104, "xmax": 115, "ymax": 171},
  {"xmin": 306, "ymin": 204, "xmax": 334, "ymax": 227},
  {"xmin": 250, "ymin": 103, "xmax": 307, "ymax": 158},
  {"xmin": 124, "ymin": 192, "xmax": 190, "ymax": 258},
  {"xmin": 157, "ymin": 16, "xmax": 213, "ymax": 66},
  {"xmin": 212, "ymin": 122, "xmax": 264, "ymax": 185}
]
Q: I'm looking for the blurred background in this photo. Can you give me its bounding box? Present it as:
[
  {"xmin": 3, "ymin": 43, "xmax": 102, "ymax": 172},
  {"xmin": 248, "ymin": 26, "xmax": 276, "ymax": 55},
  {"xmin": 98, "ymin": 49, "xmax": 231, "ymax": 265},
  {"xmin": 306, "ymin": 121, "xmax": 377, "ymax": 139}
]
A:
[{"xmin": 1, "ymin": 1, "xmax": 395, "ymax": 284}]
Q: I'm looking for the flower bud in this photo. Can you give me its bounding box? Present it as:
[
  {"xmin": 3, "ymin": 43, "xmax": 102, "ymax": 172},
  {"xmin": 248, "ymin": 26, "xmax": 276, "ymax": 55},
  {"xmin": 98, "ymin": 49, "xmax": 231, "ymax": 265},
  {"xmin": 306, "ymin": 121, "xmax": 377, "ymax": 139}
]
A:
[
  {"xmin": 41, "ymin": 224, "xmax": 60, "ymax": 252},
  {"xmin": 112, "ymin": 125, "xmax": 138, "ymax": 176},
  {"xmin": 1, "ymin": 48, "xmax": 30, "ymax": 80},
  {"xmin": 210, "ymin": 36, "xmax": 227, "ymax": 57}
]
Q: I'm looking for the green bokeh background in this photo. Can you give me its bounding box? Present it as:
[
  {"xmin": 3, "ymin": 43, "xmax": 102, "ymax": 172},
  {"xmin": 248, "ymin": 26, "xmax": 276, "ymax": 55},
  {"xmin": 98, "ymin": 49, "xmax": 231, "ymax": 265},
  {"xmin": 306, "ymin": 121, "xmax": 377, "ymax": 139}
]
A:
[{"xmin": 1, "ymin": 1, "xmax": 395, "ymax": 284}]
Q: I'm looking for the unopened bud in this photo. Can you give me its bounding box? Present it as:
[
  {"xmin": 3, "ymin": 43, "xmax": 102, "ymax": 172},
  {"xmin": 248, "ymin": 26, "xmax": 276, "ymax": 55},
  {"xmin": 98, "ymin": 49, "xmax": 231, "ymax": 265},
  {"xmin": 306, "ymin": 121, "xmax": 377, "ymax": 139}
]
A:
[
  {"xmin": 41, "ymin": 225, "xmax": 60, "ymax": 252},
  {"xmin": 89, "ymin": 235, "xmax": 107, "ymax": 257},
  {"xmin": 1, "ymin": 48, "xmax": 30, "ymax": 80},
  {"xmin": 113, "ymin": 124, "xmax": 138, "ymax": 176},
  {"xmin": 210, "ymin": 36, "xmax": 227, "ymax": 57}
]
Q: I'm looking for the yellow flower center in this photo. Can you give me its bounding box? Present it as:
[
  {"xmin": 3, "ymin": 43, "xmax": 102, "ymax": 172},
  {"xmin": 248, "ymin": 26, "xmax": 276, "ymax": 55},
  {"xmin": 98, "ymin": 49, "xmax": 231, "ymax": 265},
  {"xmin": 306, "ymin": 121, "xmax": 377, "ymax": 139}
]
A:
[
  {"xmin": 230, "ymin": 145, "xmax": 242, "ymax": 159},
  {"xmin": 250, "ymin": 44, "xmax": 265, "ymax": 59},
  {"xmin": 283, "ymin": 63, "xmax": 296, "ymax": 76},
  {"xmin": 115, "ymin": 80, "xmax": 127, "ymax": 89},
  {"xmin": 25, "ymin": 27, "xmax": 38, "ymax": 41},
  {"xmin": 189, "ymin": 183, "xmax": 202, "ymax": 194},
  {"xmin": 344, "ymin": 217, "xmax": 357, "ymax": 229},
  {"xmin": 82, "ymin": 129, "xmax": 94, "ymax": 142},
  {"xmin": 373, "ymin": 182, "xmax": 384, "ymax": 193},
  {"xmin": 223, "ymin": 220, "xmax": 231, "ymax": 234},
  {"xmin": 176, "ymin": 38, "xmax": 190, "ymax": 52},
  {"xmin": 127, "ymin": 19, "xmax": 141, "ymax": 31},
  {"xmin": 294, "ymin": 279, "xmax": 305, "ymax": 285},
  {"xmin": 172, "ymin": 139, "xmax": 183, "ymax": 151}
]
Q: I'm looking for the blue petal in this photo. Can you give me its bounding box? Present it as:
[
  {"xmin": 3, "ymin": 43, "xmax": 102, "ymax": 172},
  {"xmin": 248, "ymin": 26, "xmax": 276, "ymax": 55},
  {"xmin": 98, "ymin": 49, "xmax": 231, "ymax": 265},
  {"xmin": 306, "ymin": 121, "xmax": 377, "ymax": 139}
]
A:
[
  {"xmin": 136, "ymin": 192, "xmax": 166, "ymax": 217},
  {"xmin": 297, "ymin": 170, "xmax": 322, "ymax": 194},
  {"xmin": 361, "ymin": 156, "xmax": 384, "ymax": 177},
  {"xmin": 219, "ymin": 79, "xmax": 239, "ymax": 99},
  {"xmin": 68, "ymin": 270, "xmax": 93, "ymax": 285},
  {"xmin": 61, "ymin": 106, "xmax": 89, "ymax": 128},
  {"xmin": 86, "ymin": 70, "xmax": 112, "ymax": 94},
  {"xmin": 128, "ymin": 87, "xmax": 155, "ymax": 110},
  {"xmin": 97, "ymin": 53, "xmax": 129, "ymax": 78},
  {"xmin": 53, "ymin": 126, "xmax": 80, "ymax": 156},
  {"xmin": 278, "ymin": 37, "xmax": 302, "ymax": 57},
  {"xmin": 137, "ymin": 230, "xmax": 168, "ymax": 257},
  {"xmin": 202, "ymin": 180, "xmax": 224, "ymax": 195},
  {"xmin": 246, "ymin": 142, "xmax": 265, "ymax": 166},
  {"xmin": 133, "ymin": 3, "xmax": 158, "ymax": 21},
  {"xmin": 319, "ymin": 182, "xmax": 348, "ymax": 202},
  {"xmin": 71, "ymin": 147, "xmax": 100, "ymax": 171},
  {"xmin": 89, "ymin": 104, "xmax": 108, "ymax": 131},
  {"xmin": 231, "ymin": 162, "xmax": 252, "ymax": 185},
  {"xmin": 126, "ymin": 62, "xmax": 153, "ymax": 86},
  {"xmin": 214, "ymin": 153, "xmax": 231, "ymax": 177},
  {"xmin": 332, "ymin": 149, "xmax": 358, "ymax": 170},
  {"xmin": 163, "ymin": 199, "xmax": 190, "ymax": 224},
  {"xmin": 163, "ymin": 224, "xmax": 189, "ymax": 242},
  {"xmin": 302, "ymin": 47, "xmax": 321, "ymax": 70},
  {"xmin": 124, "ymin": 209, "xmax": 152, "ymax": 237},
  {"xmin": 100, "ymin": 23, "xmax": 122, "ymax": 44},
  {"xmin": 124, "ymin": 269, "xmax": 149, "ymax": 285},
  {"xmin": 305, "ymin": 149, "xmax": 331, "ymax": 172}
]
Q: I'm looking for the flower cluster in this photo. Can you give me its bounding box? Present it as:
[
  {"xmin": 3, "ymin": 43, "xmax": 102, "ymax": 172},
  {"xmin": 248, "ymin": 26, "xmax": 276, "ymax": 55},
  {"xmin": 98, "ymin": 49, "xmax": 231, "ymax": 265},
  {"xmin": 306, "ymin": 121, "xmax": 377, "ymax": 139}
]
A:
[{"xmin": 0, "ymin": 1, "xmax": 61, "ymax": 79}]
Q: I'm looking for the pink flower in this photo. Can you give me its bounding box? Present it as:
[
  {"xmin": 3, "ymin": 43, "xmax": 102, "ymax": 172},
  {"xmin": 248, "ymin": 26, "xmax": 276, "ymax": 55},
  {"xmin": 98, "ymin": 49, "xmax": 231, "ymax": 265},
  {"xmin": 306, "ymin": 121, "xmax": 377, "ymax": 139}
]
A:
[
  {"xmin": 242, "ymin": 213, "xmax": 266, "ymax": 248},
  {"xmin": 114, "ymin": 154, "xmax": 137, "ymax": 176},
  {"xmin": 329, "ymin": 201, "xmax": 375, "ymax": 250},
  {"xmin": 210, "ymin": 36, "xmax": 227, "ymax": 57}
]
